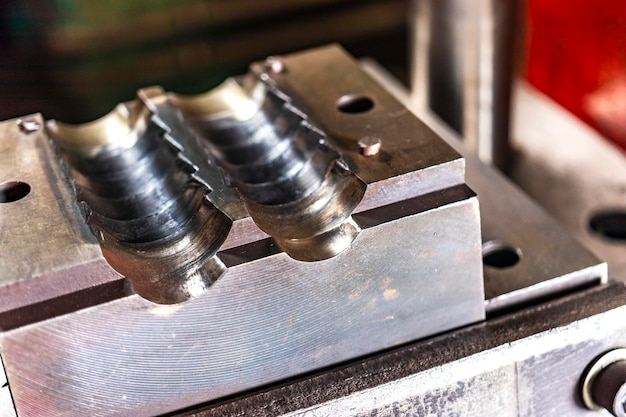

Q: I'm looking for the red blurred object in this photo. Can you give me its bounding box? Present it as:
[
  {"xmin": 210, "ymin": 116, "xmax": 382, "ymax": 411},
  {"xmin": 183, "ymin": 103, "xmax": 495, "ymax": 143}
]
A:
[{"xmin": 527, "ymin": 0, "xmax": 626, "ymax": 151}]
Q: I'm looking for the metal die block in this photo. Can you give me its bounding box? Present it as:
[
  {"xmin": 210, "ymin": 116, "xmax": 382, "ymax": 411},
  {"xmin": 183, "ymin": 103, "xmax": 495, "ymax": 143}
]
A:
[{"xmin": 0, "ymin": 185, "xmax": 483, "ymax": 417}]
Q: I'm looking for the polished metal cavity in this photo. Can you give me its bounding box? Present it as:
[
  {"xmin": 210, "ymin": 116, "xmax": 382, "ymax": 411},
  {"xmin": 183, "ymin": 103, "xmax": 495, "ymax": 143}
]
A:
[
  {"xmin": 47, "ymin": 98, "xmax": 232, "ymax": 304},
  {"xmin": 174, "ymin": 78, "xmax": 365, "ymax": 261}
]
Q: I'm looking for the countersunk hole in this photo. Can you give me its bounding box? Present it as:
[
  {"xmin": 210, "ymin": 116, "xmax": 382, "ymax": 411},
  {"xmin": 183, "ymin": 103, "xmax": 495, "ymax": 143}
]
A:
[
  {"xmin": 0, "ymin": 181, "xmax": 31, "ymax": 203},
  {"xmin": 482, "ymin": 241, "xmax": 521, "ymax": 269},
  {"xmin": 589, "ymin": 210, "xmax": 626, "ymax": 240},
  {"xmin": 337, "ymin": 95, "xmax": 374, "ymax": 114}
]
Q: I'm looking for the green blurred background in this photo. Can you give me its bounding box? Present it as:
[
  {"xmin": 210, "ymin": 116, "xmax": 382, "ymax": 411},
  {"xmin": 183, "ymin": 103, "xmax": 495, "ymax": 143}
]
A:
[{"xmin": 0, "ymin": 0, "xmax": 409, "ymax": 123}]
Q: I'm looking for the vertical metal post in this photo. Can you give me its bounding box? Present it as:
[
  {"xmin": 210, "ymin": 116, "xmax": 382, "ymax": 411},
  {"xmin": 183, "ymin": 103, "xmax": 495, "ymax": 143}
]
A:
[{"xmin": 411, "ymin": 0, "xmax": 522, "ymax": 170}]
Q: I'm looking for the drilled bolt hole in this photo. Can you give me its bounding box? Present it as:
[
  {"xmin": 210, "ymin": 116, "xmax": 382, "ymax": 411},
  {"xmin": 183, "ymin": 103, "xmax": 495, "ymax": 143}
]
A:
[
  {"xmin": 589, "ymin": 210, "xmax": 626, "ymax": 240},
  {"xmin": 337, "ymin": 95, "xmax": 374, "ymax": 114},
  {"xmin": 0, "ymin": 181, "xmax": 31, "ymax": 203},
  {"xmin": 482, "ymin": 241, "xmax": 521, "ymax": 269}
]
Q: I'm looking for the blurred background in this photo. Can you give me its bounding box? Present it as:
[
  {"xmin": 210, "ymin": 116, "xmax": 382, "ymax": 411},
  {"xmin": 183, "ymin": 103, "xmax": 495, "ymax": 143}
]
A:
[
  {"xmin": 0, "ymin": 0, "xmax": 409, "ymax": 123},
  {"xmin": 1, "ymin": 0, "xmax": 625, "ymax": 152}
]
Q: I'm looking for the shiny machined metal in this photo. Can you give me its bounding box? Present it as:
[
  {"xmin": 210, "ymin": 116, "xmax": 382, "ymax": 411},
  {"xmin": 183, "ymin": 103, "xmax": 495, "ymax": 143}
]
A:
[
  {"xmin": 362, "ymin": 59, "xmax": 608, "ymax": 315},
  {"xmin": 199, "ymin": 282, "xmax": 626, "ymax": 417},
  {"xmin": 0, "ymin": 45, "xmax": 616, "ymax": 417},
  {"xmin": 47, "ymin": 98, "xmax": 232, "ymax": 304},
  {"xmin": 174, "ymin": 76, "xmax": 365, "ymax": 261},
  {"xmin": 0, "ymin": 46, "xmax": 487, "ymax": 416}
]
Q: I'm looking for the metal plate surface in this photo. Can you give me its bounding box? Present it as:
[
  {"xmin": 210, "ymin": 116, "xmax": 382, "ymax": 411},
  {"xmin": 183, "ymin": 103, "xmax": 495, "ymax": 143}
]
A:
[
  {"xmin": 509, "ymin": 82, "xmax": 626, "ymax": 283},
  {"xmin": 284, "ymin": 285, "xmax": 626, "ymax": 417},
  {"xmin": 253, "ymin": 45, "xmax": 466, "ymax": 213},
  {"xmin": 0, "ymin": 191, "xmax": 483, "ymax": 416},
  {"xmin": 361, "ymin": 61, "xmax": 608, "ymax": 313},
  {"xmin": 179, "ymin": 282, "xmax": 626, "ymax": 417},
  {"xmin": 0, "ymin": 114, "xmax": 121, "ymax": 313}
]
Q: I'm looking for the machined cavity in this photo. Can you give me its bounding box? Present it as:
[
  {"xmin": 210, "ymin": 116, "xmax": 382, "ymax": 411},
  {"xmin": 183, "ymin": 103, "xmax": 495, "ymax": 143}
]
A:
[
  {"xmin": 174, "ymin": 78, "xmax": 365, "ymax": 261},
  {"xmin": 47, "ymin": 97, "xmax": 232, "ymax": 304}
]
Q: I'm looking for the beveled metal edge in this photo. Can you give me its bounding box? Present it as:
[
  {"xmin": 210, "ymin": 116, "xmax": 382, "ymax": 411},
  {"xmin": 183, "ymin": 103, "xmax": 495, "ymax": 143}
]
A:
[{"xmin": 484, "ymin": 263, "xmax": 607, "ymax": 314}]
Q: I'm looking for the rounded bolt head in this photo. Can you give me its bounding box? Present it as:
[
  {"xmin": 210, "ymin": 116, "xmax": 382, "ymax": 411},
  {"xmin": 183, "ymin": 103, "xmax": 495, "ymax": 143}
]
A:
[
  {"xmin": 264, "ymin": 57, "xmax": 285, "ymax": 74},
  {"xmin": 17, "ymin": 119, "xmax": 41, "ymax": 133},
  {"xmin": 358, "ymin": 136, "xmax": 381, "ymax": 156},
  {"xmin": 582, "ymin": 349, "xmax": 626, "ymax": 416}
]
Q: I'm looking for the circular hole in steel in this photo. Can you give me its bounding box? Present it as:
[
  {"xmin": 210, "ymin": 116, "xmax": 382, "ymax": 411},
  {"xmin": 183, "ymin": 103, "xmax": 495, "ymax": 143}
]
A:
[
  {"xmin": 482, "ymin": 241, "xmax": 521, "ymax": 269},
  {"xmin": 589, "ymin": 210, "xmax": 626, "ymax": 240},
  {"xmin": 336, "ymin": 95, "xmax": 375, "ymax": 114},
  {"xmin": 0, "ymin": 181, "xmax": 31, "ymax": 203}
]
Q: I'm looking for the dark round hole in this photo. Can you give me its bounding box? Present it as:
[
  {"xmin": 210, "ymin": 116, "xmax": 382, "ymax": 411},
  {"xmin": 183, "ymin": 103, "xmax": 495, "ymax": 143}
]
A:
[
  {"xmin": 337, "ymin": 95, "xmax": 374, "ymax": 114},
  {"xmin": 589, "ymin": 210, "xmax": 626, "ymax": 240},
  {"xmin": 482, "ymin": 241, "xmax": 521, "ymax": 269},
  {"xmin": 0, "ymin": 181, "xmax": 31, "ymax": 203}
]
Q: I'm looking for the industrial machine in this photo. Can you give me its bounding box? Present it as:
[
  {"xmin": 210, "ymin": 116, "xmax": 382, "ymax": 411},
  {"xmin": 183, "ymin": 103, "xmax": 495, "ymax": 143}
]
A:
[{"xmin": 0, "ymin": 45, "xmax": 625, "ymax": 417}]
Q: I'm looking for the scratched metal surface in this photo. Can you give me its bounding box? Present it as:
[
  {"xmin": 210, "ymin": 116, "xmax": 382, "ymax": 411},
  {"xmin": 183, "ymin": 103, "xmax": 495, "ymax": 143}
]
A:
[
  {"xmin": 283, "ymin": 286, "xmax": 626, "ymax": 417},
  {"xmin": 0, "ymin": 192, "xmax": 483, "ymax": 416},
  {"xmin": 180, "ymin": 283, "xmax": 626, "ymax": 417}
]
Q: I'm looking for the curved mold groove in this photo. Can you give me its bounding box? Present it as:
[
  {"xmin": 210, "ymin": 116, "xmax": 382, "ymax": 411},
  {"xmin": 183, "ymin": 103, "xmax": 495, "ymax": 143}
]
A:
[
  {"xmin": 173, "ymin": 78, "xmax": 366, "ymax": 261},
  {"xmin": 47, "ymin": 98, "xmax": 232, "ymax": 304}
]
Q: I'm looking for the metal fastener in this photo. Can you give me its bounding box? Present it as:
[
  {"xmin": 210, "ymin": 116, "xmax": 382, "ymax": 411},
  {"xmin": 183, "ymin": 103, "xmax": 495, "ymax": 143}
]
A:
[
  {"xmin": 264, "ymin": 57, "xmax": 285, "ymax": 74},
  {"xmin": 358, "ymin": 136, "xmax": 381, "ymax": 156},
  {"xmin": 17, "ymin": 119, "xmax": 41, "ymax": 133},
  {"xmin": 581, "ymin": 348, "xmax": 626, "ymax": 417}
]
